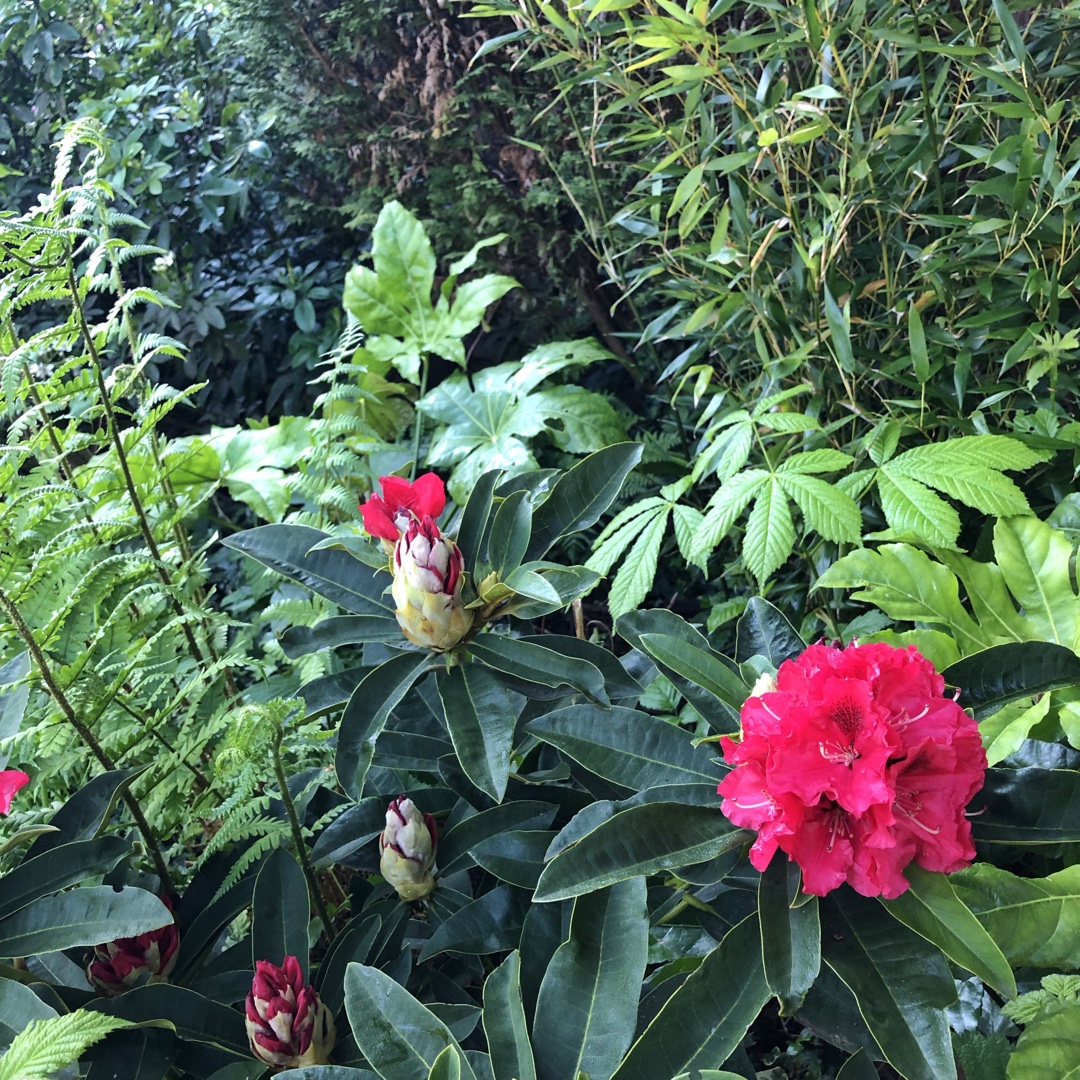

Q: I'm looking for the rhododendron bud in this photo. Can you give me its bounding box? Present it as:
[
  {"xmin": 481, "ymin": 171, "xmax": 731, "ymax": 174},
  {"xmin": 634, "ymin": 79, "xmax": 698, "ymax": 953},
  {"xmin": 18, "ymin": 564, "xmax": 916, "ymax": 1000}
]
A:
[
  {"xmin": 391, "ymin": 516, "xmax": 473, "ymax": 651},
  {"xmin": 0, "ymin": 769, "xmax": 29, "ymax": 814},
  {"xmin": 718, "ymin": 641, "xmax": 987, "ymax": 899},
  {"xmin": 245, "ymin": 956, "xmax": 336, "ymax": 1069},
  {"xmin": 749, "ymin": 672, "xmax": 779, "ymax": 698},
  {"xmin": 360, "ymin": 472, "xmax": 447, "ymax": 544},
  {"xmin": 87, "ymin": 896, "xmax": 179, "ymax": 995},
  {"xmin": 380, "ymin": 796, "xmax": 437, "ymax": 901}
]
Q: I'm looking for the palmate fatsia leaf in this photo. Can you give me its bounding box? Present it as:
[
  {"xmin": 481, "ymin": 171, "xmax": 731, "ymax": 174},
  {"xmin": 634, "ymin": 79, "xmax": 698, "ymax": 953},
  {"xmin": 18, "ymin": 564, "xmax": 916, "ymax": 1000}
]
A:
[
  {"xmin": 419, "ymin": 361, "xmax": 625, "ymax": 504},
  {"xmin": 342, "ymin": 200, "xmax": 517, "ymax": 381}
]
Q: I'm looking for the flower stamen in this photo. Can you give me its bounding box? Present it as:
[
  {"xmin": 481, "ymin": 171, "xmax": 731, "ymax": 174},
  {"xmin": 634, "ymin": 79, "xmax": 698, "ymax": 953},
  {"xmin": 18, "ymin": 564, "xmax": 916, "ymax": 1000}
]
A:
[{"xmin": 818, "ymin": 740, "xmax": 858, "ymax": 766}]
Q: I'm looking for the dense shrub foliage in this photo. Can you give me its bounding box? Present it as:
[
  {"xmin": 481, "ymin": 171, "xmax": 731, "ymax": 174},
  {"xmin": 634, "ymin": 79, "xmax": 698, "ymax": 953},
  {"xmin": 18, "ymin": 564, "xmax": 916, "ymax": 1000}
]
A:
[{"xmin": 2, "ymin": 2, "xmax": 1080, "ymax": 1079}]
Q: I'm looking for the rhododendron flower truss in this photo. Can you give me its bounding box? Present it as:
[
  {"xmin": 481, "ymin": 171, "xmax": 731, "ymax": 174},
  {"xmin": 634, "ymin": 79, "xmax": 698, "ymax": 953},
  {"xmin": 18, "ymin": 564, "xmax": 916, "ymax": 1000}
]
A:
[
  {"xmin": 360, "ymin": 472, "xmax": 447, "ymax": 542},
  {"xmin": 718, "ymin": 641, "xmax": 987, "ymax": 899}
]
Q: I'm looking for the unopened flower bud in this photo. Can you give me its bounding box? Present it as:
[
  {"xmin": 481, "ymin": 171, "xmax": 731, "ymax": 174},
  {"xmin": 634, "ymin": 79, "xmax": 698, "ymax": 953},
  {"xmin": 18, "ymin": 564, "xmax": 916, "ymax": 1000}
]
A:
[
  {"xmin": 245, "ymin": 956, "xmax": 336, "ymax": 1069},
  {"xmin": 749, "ymin": 672, "xmax": 779, "ymax": 698},
  {"xmin": 87, "ymin": 896, "xmax": 179, "ymax": 995},
  {"xmin": 380, "ymin": 796, "xmax": 437, "ymax": 901},
  {"xmin": 391, "ymin": 517, "xmax": 473, "ymax": 651}
]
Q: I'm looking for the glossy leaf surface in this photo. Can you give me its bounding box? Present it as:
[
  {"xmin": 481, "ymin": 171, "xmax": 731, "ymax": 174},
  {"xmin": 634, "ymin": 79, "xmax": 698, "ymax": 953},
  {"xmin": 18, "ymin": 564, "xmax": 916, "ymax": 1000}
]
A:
[{"xmin": 533, "ymin": 879, "xmax": 648, "ymax": 1080}]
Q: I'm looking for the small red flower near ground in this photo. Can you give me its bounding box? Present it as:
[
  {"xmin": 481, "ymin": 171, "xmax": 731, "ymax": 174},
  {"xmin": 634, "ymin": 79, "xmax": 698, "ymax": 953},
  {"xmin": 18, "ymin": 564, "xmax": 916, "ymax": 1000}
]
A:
[
  {"xmin": 718, "ymin": 641, "xmax": 986, "ymax": 899},
  {"xmin": 360, "ymin": 472, "xmax": 447, "ymax": 541},
  {"xmin": 0, "ymin": 769, "xmax": 29, "ymax": 815}
]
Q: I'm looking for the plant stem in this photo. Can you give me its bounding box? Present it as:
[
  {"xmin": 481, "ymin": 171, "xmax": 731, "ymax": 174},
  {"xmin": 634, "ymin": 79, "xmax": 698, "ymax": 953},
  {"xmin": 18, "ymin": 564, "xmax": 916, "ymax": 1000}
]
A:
[
  {"xmin": 67, "ymin": 259, "xmax": 208, "ymax": 669},
  {"xmin": 271, "ymin": 730, "xmax": 335, "ymax": 942},
  {"xmin": 410, "ymin": 355, "xmax": 429, "ymax": 481},
  {"xmin": 0, "ymin": 585, "xmax": 172, "ymax": 885}
]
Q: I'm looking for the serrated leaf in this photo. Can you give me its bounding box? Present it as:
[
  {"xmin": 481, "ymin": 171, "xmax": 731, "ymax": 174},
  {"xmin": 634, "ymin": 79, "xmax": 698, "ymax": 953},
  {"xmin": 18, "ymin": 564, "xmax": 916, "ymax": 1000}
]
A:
[
  {"xmin": 816, "ymin": 545, "xmax": 987, "ymax": 655},
  {"xmin": 777, "ymin": 472, "xmax": 862, "ymax": 543},
  {"xmin": 693, "ymin": 418, "xmax": 753, "ymax": 484},
  {"xmin": 887, "ymin": 452, "xmax": 1031, "ymax": 518},
  {"xmin": 528, "ymin": 386, "xmax": 627, "ymax": 454},
  {"xmin": 876, "ymin": 467, "xmax": 961, "ymax": 548},
  {"xmin": 777, "ymin": 449, "xmax": 855, "ymax": 474},
  {"xmin": 671, "ymin": 504, "xmax": 706, "ymax": 570},
  {"xmin": 607, "ymin": 503, "xmax": 670, "ymax": 617},
  {"xmin": 1007, "ymin": 1005, "xmax": 1080, "ymax": 1080},
  {"xmin": 689, "ymin": 469, "xmax": 768, "ymax": 564},
  {"xmin": 371, "ymin": 200, "xmax": 437, "ymax": 331},
  {"xmin": 586, "ymin": 500, "xmax": 667, "ymax": 577},
  {"xmin": 444, "ymin": 275, "xmax": 519, "ymax": 344},
  {"xmin": 0, "ymin": 1011, "xmax": 134, "ymax": 1080},
  {"xmin": 743, "ymin": 477, "xmax": 796, "ymax": 584}
]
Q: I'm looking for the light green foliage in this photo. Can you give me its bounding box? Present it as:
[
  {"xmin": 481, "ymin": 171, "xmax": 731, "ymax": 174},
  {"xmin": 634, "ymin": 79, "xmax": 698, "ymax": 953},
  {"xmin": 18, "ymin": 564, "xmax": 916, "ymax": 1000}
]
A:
[
  {"xmin": 477, "ymin": 0, "xmax": 1078, "ymax": 615},
  {"xmin": 0, "ymin": 1011, "xmax": 133, "ymax": 1080},
  {"xmin": 421, "ymin": 339, "xmax": 626, "ymax": 502},
  {"xmin": 817, "ymin": 516, "xmax": 1080, "ymax": 656},
  {"xmin": 951, "ymin": 864, "xmax": 1080, "ymax": 971},
  {"xmin": 343, "ymin": 201, "xmax": 518, "ymax": 383},
  {"xmin": 0, "ymin": 122, "xmax": 247, "ymax": 831},
  {"xmin": 1002, "ymin": 976, "xmax": 1080, "ymax": 1080},
  {"xmin": 1004, "ymin": 975, "xmax": 1080, "ymax": 1027}
]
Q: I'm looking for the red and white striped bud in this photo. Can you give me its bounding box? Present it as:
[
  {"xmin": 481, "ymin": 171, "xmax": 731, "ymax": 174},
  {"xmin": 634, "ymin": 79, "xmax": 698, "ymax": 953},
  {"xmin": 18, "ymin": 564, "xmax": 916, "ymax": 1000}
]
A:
[
  {"xmin": 391, "ymin": 516, "xmax": 473, "ymax": 651},
  {"xmin": 245, "ymin": 956, "xmax": 336, "ymax": 1069},
  {"xmin": 87, "ymin": 896, "xmax": 179, "ymax": 995},
  {"xmin": 379, "ymin": 796, "xmax": 437, "ymax": 901}
]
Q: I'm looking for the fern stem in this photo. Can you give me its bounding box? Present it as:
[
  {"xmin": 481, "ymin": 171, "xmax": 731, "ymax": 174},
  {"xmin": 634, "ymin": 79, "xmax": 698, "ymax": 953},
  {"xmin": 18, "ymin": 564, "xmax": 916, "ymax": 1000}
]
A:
[
  {"xmin": 66, "ymin": 259, "xmax": 209, "ymax": 669},
  {"xmin": 114, "ymin": 694, "xmax": 210, "ymax": 793},
  {"xmin": 271, "ymin": 730, "xmax": 335, "ymax": 942},
  {"xmin": 0, "ymin": 584, "xmax": 172, "ymax": 885}
]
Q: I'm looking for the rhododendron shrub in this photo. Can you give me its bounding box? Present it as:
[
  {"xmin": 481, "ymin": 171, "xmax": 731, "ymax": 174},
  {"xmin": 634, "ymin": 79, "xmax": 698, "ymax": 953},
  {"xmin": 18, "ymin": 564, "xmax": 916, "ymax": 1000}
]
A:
[{"xmin": 718, "ymin": 641, "xmax": 987, "ymax": 898}]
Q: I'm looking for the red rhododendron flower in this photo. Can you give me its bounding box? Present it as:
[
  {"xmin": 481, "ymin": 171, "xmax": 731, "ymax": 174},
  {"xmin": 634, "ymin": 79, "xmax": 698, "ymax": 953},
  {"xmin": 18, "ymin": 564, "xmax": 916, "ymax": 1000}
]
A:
[
  {"xmin": 718, "ymin": 641, "xmax": 986, "ymax": 899},
  {"xmin": 0, "ymin": 769, "xmax": 29, "ymax": 814},
  {"xmin": 360, "ymin": 473, "xmax": 446, "ymax": 541}
]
